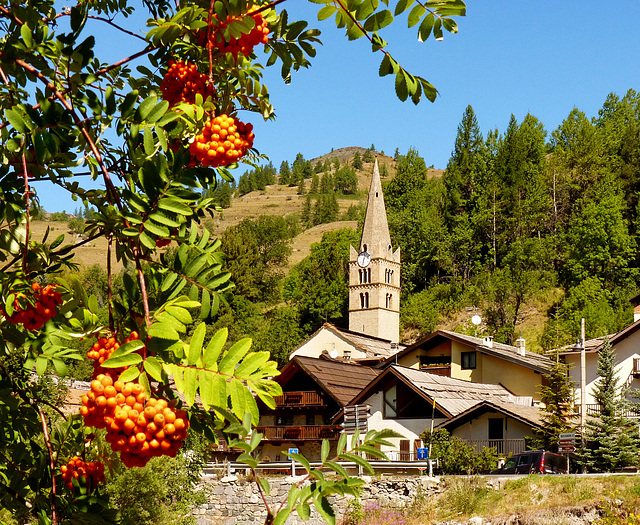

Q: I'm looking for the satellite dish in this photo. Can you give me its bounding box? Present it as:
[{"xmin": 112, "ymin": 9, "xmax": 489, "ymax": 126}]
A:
[
  {"xmin": 329, "ymin": 349, "xmax": 338, "ymax": 359},
  {"xmin": 471, "ymin": 315, "xmax": 481, "ymax": 326}
]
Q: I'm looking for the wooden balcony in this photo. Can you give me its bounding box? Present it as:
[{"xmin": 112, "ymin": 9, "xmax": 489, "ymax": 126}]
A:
[
  {"xmin": 274, "ymin": 391, "xmax": 324, "ymax": 407},
  {"xmin": 257, "ymin": 425, "xmax": 342, "ymax": 441},
  {"xmin": 419, "ymin": 365, "xmax": 451, "ymax": 377},
  {"xmin": 464, "ymin": 439, "xmax": 527, "ymax": 456},
  {"xmin": 633, "ymin": 357, "xmax": 640, "ymax": 377}
]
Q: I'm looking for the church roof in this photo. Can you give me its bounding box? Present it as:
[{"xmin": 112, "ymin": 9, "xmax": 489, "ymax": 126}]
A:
[
  {"xmin": 320, "ymin": 323, "xmax": 405, "ymax": 360},
  {"xmin": 359, "ymin": 158, "xmax": 391, "ymax": 251}
]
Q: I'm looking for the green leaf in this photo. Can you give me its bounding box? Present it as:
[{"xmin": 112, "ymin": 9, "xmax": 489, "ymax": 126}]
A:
[
  {"xmin": 313, "ymin": 495, "xmax": 335, "ymax": 525},
  {"xmin": 337, "ymin": 433, "xmax": 347, "ymax": 456},
  {"xmin": 102, "ymin": 353, "xmax": 143, "ymax": 368},
  {"xmin": 143, "ymin": 126, "xmax": 155, "ymax": 156},
  {"xmin": 148, "ymin": 322, "xmax": 180, "ymax": 340},
  {"xmin": 296, "ymin": 503, "xmax": 311, "ymax": 520},
  {"xmin": 363, "ymin": 9, "xmax": 393, "ymax": 31},
  {"xmin": 395, "ymin": 69, "xmax": 408, "ymax": 101},
  {"xmin": 145, "ymin": 100, "xmax": 170, "ymax": 124},
  {"xmin": 158, "ymin": 198, "xmax": 192, "ymax": 215},
  {"xmin": 324, "ymin": 460, "xmax": 349, "ymax": 478},
  {"xmin": 407, "ymin": 4, "xmax": 426, "ymax": 27},
  {"xmin": 218, "ymin": 338, "xmax": 252, "ymax": 376},
  {"xmin": 433, "ymin": 16, "xmax": 443, "ymax": 40},
  {"xmin": 5, "ymin": 108, "xmax": 29, "ymax": 134},
  {"xmin": 109, "ymin": 339, "xmax": 145, "ymax": 359},
  {"xmin": 203, "ymin": 327, "xmax": 227, "ymax": 369},
  {"xmin": 165, "ymin": 305, "xmax": 192, "ymax": 325},
  {"xmin": 273, "ymin": 509, "xmax": 291, "ymax": 525},
  {"xmin": 183, "ymin": 367, "xmax": 198, "ymax": 406},
  {"xmin": 187, "ymin": 322, "xmax": 206, "ymax": 366},
  {"xmin": 395, "ymin": 0, "xmax": 415, "ymax": 15},
  {"xmin": 442, "ymin": 17, "xmax": 458, "ymax": 33},
  {"xmin": 36, "ymin": 355, "xmax": 48, "ymax": 376},
  {"xmin": 418, "ymin": 12, "xmax": 435, "ymax": 41},
  {"xmin": 340, "ymin": 452, "xmax": 375, "ymax": 474},
  {"xmin": 139, "ymin": 230, "xmax": 156, "ymax": 250},
  {"xmin": 234, "ymin": 351, "xmax": 270, "ymax": 379},
  {"xmin": 136, "ymin": 95, "xmax": 158, "ymax": 121},
  {"xmin": 317, "ymin": 4, "xmax": 337, "ymax": 20},
  {"xmin": 21, "ymin": 24, "xmax": 33, "ymax": 47},
  {"xmin": 143, "ymin": 356, "xmax": 164, "ymax": 382},
  {"xmin": 321, "ymin": 439, "xmax": 330, "ymax": 463},
  {"xmin": 118, "ymin": 366, "xmax": 141, "ymax": 383}
]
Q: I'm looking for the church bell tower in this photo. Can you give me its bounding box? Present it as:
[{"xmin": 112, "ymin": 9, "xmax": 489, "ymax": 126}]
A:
[{"xmin": 348, "ymin": 158, "xmax": 401, "ymax": 343}]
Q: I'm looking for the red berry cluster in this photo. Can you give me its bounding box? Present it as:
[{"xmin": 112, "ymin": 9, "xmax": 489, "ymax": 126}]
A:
[
  {"xmin": 86, "ymin": 331, "xmax": 141, "ymax": 376},
  {"xmin": 160, "ymin": 60, "xmax": 212, "ymax": 106},
  {"xmin": 60, "ymin": 456, "xmax": 106, "ymax": 491},
  {"xmin": 208, "ymin": 11, "xmax": 270, "ymax": 58},
  {"xmin": 80, "ymin": 374, "xmax": 189, "ymax": 468},
  {"xmin": 3, "ymin": 282, "xmax": 63, "ymax": 330},
  {"xmin": 189, "ymin": 114, "xmax": 254, "ymax": 167}
]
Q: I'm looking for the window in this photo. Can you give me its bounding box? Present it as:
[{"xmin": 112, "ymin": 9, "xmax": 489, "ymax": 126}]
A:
[
  {"xmin": 383, "ymin": 385, "xmax": 397, "ymax": 418},
  {"xmin": 419, "ymin": 355, "xmax": 451, "ymax": 367},
  {"xmin": 306, "ymin": 414, "xmax": 315, "ymax": 426},
  {"xmin": 359, "ymin": 269, "xmax": 371, "ymax": 284},
  {"xmin": 385, "ymin": 293, "xmax": 393, "ymax": 309},
  {"xmin": 461, "ymin": 351, "xmax": 477, "ymax": 370},
  {"xmin": 360, "ymin": 293, "xmax": 370, "ymax": 309},
  {"xmin": 276, "ymin": 415, "xmax": 294, "ymax": 426}
]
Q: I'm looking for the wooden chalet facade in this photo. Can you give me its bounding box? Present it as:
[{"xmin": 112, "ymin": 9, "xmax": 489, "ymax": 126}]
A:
[{"xmin": 257, "ymin": 355, "xmax": 379, "ymax": 461}]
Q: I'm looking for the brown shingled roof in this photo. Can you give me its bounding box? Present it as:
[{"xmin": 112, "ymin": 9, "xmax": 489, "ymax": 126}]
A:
[{"xmin": 280, "ymin": 355, "xmax": 380, "ymax": 406}]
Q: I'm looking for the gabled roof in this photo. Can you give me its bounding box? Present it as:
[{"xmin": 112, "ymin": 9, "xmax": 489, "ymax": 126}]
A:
[
  {"xmin": 279, "ymin": 355, "xmax": 380, "ymax": 407},
  {"xmin": 290, "ymin": 323, "xmax": 405, "ymax": 361},
  {"xmin": 435, "ymin": 400, "xmax": 543, "ymax": 432},
  {"xmin": 381, "ymin": 329, "xmax": 551, "ymax": 373},
  {"xmin": 556, "ymin": 319, "xmax": 640, "ymax": 356},
  {"xmin": 350, "ymin": 365, "xmax": 532, "ymax": 418}
]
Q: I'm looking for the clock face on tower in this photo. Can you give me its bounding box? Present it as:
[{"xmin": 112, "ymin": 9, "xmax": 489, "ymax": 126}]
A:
[{"xmin": 357, "ymin": 251, "xmax": 371, "ymax": 268}]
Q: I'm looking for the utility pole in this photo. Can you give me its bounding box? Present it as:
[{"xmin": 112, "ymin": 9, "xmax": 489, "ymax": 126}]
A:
[{"xmin": 580, "ymin": 318, "xmax": 586, "ymax": 448}]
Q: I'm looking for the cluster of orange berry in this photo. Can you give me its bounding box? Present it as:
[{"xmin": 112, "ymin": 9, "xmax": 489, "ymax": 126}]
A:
[
  {"xmin": 207, "ymin": 11, "xmax": 270, "ymax": 58},
  {"xmin": 160, "ymin": 60, "xmax": 212, "ymax": 107},
  {"xmin": 80, "ymin": 374, "xmax": 189, "ymax": 468},
  {"xmin": 86, "ymin": 331, "xmax": 141, "ymax": 376},
  {"xmin": 60, "ymin": 456, "xmax": 105, "ymax": 491},
  {"xmin": 3, "ymin": 282, "xmax": 63, "ymax": 331},
  {"xmin": 189, "ymin": 114, "xmax": 254, "ymax": 167}
]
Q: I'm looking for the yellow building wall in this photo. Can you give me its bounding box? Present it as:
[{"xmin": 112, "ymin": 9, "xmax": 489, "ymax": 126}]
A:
[
  {"xmin": 476, "ymin": 353, "xmax": 542, "ymax": 399},
  {"xmin": 396, "ymin": 340, "xmax": 451, "ymax": 369}
]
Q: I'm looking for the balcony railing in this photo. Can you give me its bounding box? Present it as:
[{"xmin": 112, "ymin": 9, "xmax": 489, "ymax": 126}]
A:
[
  {"xmin": 464, "ymin": 439, "xmax": 527, "ymax": 455},
  {"xmin": 634, "ymin": 358, "xmax": 640, "ymax": 377},
  {"xmin": 585, "ymin": 404, "xmax": 640, "ymax": 418},
  {"xmin": 257, "ymin": 425, "xmax": 342, "ymax": 441},
  {"xmin": 274, "ymin": 391, "xmax": 324, "ymax": 407}
]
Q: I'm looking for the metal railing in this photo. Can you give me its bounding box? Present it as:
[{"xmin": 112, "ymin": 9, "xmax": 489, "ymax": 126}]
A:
[
  {"xmin": 585, "ymin": 404, "xmax": 640, "ymax": 418},
  {"xmin": 256, "ymin": 425, "xmax": 343, "ymax": 441},
  {"xmin": 465, "ymin": 439, "xmax": 526, "ymax": 455}
]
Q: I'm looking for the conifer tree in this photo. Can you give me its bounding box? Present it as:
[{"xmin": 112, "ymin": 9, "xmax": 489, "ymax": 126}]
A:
[
  {"xmin": 579, "ymin": 339, "xmax": 640, "ymax": 472},
  {"xmin": 279, "ymin": 160, "xmax": 291, "ymax": 185},
  {"xmin": 535, "ymin": 356, "xmax": 576, "ymax": 452}
]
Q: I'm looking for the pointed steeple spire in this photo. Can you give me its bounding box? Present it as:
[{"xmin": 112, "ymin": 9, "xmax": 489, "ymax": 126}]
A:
[{"xmin": 360, "ymin": 158, "xmax": 391, "ymax": 253}]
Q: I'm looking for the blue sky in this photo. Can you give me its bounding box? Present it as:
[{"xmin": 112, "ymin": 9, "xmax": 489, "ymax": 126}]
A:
[{"xmin": 33, "ymin": 1, "xmax": 640, "ymax": 212}]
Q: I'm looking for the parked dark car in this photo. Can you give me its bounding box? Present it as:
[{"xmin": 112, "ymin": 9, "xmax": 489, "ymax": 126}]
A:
[{"xmin": 490, "ymin": 450, "xmax": 567, "ymax": 475}]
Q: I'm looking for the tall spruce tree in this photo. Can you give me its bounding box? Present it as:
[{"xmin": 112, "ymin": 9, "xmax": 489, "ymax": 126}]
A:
[{"xmin": 579, "ymin": 339, "xmax": 640, "ymax": 472}]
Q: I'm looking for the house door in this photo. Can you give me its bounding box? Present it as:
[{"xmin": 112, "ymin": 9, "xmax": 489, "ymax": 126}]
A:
[
  {"xmin": 488, "ymin": 418, "xmax": 504, "ymax": 454},
  {"xmin": 399, "ymin": 439, "xmax": 410, "ymax": 461}
]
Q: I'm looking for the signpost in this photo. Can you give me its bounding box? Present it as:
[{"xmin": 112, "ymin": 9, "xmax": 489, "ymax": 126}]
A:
[
  {"xmin": 342, "ymin": 404, "xmax": 371, "ymax": 433},
  {"xmin": 288, "ymin": 447, "xmax": 299, "ymax": 476},
  {"xmin": 558, "ymin": 432, "xmax": 576, "ymax": 471}
]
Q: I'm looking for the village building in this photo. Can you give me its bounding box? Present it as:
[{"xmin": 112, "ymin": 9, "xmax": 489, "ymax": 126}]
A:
[
  {"xmin": 381, "ymin": 330, "xmax": 552, "ymax": 400},
  {"xmin": 256, "ymin": 355, "xmax": 379, "ymax": 461},
  {"xmin": 348, "ymin": 365, "xmax": 539, "ymax": 459}
]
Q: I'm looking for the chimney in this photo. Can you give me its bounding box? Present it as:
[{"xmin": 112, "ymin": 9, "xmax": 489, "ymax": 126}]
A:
[
  {"xmin": 515, "ymin": 337, "xmax": 526, "ymax": 356},
  {"xmin": 482, "ymin": 336, "xmax": 493, "ymax": 348}
]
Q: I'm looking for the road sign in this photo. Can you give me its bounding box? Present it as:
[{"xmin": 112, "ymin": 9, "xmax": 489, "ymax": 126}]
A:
[
  {"xmin": 287, "ymin": 448, "xmax": 299, "ymax": 458},
  {"xmin": 417, "ymin": 447, "xmax": 429, "ymax": 460},
  {"xmin": 559, "ymin": 433, "xmax": 576, "ymax": 441},
  {"xmin": 558, "ymin": 445, "xmax": 575, "ymax": 454},
  {"xmin": 342, "ymin": 404, "xmax": 371, "ymax": 433}
]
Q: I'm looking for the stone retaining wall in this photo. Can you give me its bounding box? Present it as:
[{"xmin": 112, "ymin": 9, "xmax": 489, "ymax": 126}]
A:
[{"xmin": 191, "ymin": 474, "xmax": 444, "ymax": 525}]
